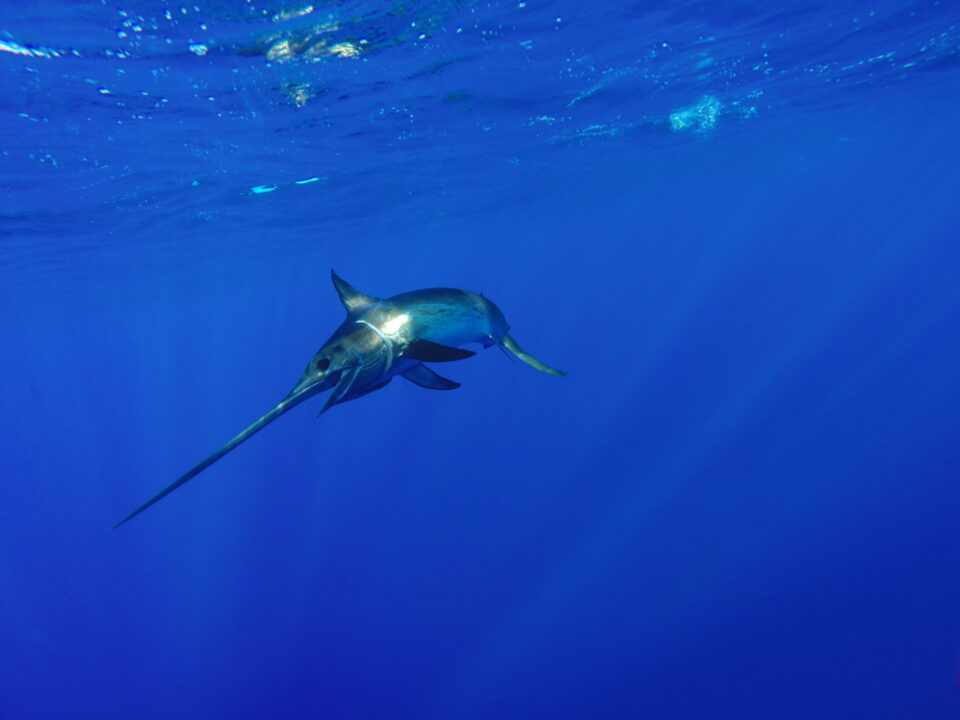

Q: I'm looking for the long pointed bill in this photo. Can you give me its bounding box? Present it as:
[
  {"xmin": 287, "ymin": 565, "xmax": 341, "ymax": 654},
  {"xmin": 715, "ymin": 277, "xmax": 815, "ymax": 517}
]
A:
[{"xmin": 112, "ymin": 376, "xmax": 326, "ymax": 529}]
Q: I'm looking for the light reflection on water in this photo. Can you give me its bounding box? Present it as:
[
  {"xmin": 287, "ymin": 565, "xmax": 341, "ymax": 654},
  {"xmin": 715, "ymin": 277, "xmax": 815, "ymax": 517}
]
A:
[{"xmin": 1, "ymin": 1, "xmax": 958, "ymax": 282}]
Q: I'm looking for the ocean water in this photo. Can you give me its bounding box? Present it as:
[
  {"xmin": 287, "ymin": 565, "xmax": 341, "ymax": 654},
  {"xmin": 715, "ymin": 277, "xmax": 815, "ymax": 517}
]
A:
[{"xmin": 2, "ymin": 1, "xmax": 960, "ymax": 717}]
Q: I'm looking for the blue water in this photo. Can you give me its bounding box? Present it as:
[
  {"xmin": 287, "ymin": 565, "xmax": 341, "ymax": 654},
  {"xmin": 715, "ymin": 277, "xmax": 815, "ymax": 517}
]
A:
[{"xmin": 2, "ymin": 1, "xmax": 960, "ymax": 717}]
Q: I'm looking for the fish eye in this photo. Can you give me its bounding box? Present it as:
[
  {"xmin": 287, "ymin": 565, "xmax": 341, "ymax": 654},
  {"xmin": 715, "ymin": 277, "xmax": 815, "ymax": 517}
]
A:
[{"xmin": 315, "ymin": 358, "xmax": 330, "ymax": 372}]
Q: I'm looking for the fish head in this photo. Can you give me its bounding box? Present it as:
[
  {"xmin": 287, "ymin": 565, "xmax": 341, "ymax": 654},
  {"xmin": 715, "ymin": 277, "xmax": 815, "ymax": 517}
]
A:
[{"xmin": 285, "ymin": 341, "xmax": 355, "ymax": 401}]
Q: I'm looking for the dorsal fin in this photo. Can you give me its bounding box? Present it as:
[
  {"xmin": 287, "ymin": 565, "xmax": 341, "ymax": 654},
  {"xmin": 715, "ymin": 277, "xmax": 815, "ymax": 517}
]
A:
[{"xmin": 331, "ymin": 270, "xmax": 377, "ymax": 314}]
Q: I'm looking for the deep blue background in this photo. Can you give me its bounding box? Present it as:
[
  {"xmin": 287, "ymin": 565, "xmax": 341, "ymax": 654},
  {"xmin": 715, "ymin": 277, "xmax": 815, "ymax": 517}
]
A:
[{"xmin": 2, "ymin": 2, "xmax": 960, "ymax": 718}]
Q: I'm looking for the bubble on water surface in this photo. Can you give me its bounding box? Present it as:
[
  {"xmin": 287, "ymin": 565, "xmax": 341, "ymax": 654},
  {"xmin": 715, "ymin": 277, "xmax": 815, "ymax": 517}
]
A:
[{"xmin": 669, "ymin": 96, "xmax": 722, "ymax": 133}]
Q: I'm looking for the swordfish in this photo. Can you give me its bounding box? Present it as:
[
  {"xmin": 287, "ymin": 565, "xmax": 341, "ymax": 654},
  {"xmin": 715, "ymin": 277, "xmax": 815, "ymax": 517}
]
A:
[{"xmin": 113, "ymin": 271, "xmax": 564, "ymax": 527}]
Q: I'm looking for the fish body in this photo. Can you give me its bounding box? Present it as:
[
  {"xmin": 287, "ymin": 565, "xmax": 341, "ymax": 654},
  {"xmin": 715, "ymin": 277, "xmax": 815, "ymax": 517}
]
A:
[
  {"xmin": 303, "ymin": 282, "xmax": 513, "ymax": 412},
  {"xmin": 114, "ymin": 271, "xmax": 563, "ymax": 527}
]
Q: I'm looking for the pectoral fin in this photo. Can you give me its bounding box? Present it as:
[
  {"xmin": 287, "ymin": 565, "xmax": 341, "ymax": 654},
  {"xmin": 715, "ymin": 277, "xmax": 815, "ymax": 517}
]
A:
[
  {"xmin": 403, "ymin": 339, "xmax": 476, "ymax": 362},
  {"xmin": 354, "ymin": 377, "xmax": 392, "ymax": 399},
  {"xmin": 317, "ymin": 367, "xmax": 360, "ymax": 416},
  {"xmin": 402, "ymin": 364, "xmax": 461, "ymax": 390}
]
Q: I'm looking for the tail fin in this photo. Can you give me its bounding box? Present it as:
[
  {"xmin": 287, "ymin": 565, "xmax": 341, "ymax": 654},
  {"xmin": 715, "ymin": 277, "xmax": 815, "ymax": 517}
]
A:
[{"xmin": 501, "ymin": 333, "xmax": 566, "ymax": 376}]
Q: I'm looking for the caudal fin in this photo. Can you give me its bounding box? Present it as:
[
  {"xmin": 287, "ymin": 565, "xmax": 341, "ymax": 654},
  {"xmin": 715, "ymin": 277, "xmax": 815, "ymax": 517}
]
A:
[{"xmin": 501, "ymin": 333, "xmax": 566, "ymax": 376}]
